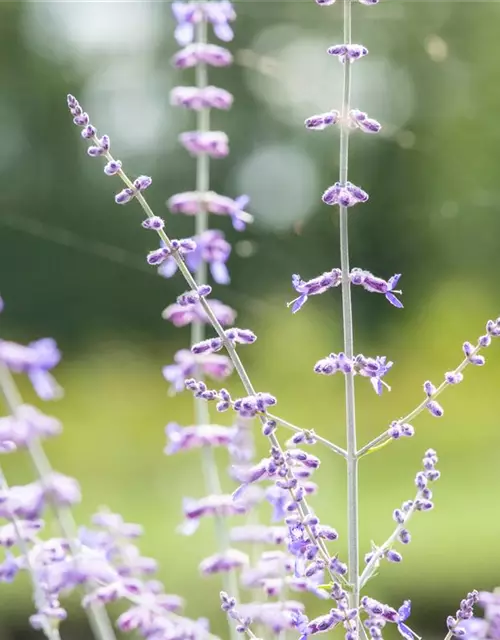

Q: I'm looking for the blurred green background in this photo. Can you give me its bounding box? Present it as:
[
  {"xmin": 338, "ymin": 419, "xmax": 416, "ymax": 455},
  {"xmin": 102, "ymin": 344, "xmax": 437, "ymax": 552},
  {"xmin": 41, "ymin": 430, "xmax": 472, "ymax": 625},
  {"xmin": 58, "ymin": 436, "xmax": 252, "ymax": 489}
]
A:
[{"xmin": 1, "ymin": 0, "xmax": 500, "ymax": 638}]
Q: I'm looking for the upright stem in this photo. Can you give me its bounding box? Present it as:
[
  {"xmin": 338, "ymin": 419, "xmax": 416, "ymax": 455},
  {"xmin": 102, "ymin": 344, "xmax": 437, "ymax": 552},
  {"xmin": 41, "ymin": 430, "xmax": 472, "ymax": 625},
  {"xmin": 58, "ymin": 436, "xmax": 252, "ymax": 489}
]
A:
[
  {"xmin": 339, "ymin": 0, "xmax": 359, "ymax": 614},
  {"xmin": 0, "ymin": 363, "xmax": 116, "ymax": 640},
  {"xmin": 192, "ymin": 18, "xmax": 240, "ymax": 635}
]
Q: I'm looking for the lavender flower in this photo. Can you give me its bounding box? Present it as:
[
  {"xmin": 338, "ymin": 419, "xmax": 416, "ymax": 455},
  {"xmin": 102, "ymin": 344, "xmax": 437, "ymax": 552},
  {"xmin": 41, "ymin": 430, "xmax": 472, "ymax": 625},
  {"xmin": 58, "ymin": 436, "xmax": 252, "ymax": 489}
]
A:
[
  {"xmin": 362, "ymin": 598, "xmax": 417, "ymax": 640},
  {"xmin": 305, "ymin": 110, "xmax": 340, "ymax": 131},
  {"xmin": 349, "ymin": 109, "xmax": 382, "ymax": 134},
  {"xmin": 314, "ymin": 352, "xmax": 393, "ymax": 394},
  {"xmin": 162, "ymin": 299, "xmax": 236, "ymax": 327},
  {"xmin": 327, "ymin": 43, "xmax": 369, "ymax": 62},
  {"xmin": 173, "ymin": 43, "xmax": 233, "ymax": 68},
  {"xmin": 163, "ymin": 349, "xmax": 232, "ymax": 393},
  {"xmin": 178, "ymin": 494, "xmax": 252, "ymax": 535},
  {"xmin": 172, "ymin": 1, "xmax": 235, "ymax": 46},
  {"xmin": 322, "ymin": 181, "xmax": 369, "ymax": 207},
  {"xmin": 179, "ymin": 131, "xmax": 229, "ymax": 158},
  {"xmin": 288, "ymin": 269, "xmax": 342, "ymax": 312},
  {"xmin": 0, "ymin": 339, "xmax": 62, "ymax": 400},
  {"xmin": 171, "ymin": 86, "xmax": 234, "ymax": 111},
  {"xmin": 164, "ymin": 422, "xmax": 236, "ymax": 454},
  {"xmin": 350, "ymin": 268, "xmax": 403, "ymax": 308},
  {"xmin": 199, "ymin": 549, "xmax": 249, "ymax": 575},
  {"xmin": 167, "ymin": 191, "xmax": 252, "ymax": 231}
]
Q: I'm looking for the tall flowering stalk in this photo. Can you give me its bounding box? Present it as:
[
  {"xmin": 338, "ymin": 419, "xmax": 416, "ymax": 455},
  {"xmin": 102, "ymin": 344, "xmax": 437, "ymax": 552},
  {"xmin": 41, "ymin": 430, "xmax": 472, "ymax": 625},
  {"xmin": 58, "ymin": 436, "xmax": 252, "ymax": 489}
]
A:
[{"xmin": 167, "ymin": 4, "xmax": 242, "ymax": 638}]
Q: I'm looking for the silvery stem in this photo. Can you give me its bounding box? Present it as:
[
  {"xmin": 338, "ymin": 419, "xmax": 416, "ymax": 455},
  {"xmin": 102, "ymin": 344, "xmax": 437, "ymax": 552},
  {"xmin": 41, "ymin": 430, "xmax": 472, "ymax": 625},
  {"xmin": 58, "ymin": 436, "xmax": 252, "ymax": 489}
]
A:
[{"xmin": 339, "ymin": 0, "xmax": 359, "ymax": 615}]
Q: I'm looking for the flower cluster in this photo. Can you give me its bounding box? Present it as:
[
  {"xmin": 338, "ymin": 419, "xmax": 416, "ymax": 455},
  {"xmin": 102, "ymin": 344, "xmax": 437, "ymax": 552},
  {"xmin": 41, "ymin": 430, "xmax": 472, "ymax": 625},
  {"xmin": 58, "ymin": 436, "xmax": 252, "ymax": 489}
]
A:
[
  {"xmin": 314, "ymin": 352, "xmax": 393, "ymax": 395},
  {"xmin": 446, "ymin": 590, "xmax": 479, "ymax": 638}
]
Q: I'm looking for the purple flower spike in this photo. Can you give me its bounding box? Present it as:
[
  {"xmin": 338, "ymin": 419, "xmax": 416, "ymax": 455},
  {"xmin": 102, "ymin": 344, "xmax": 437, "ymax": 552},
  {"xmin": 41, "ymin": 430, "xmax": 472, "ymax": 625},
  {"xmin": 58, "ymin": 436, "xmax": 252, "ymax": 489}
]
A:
[
  {"xmin": 359, "ymin": 0, "xmax": 379, "ymax": 4},
  {"xmin": 350, "ymin": 268, "xmax": 403, "ymax": 308},
  {"xmin": 179, "ymin": 131, "xmax": 229, "ymax": 158},
  {"xmin": 349, "ymin": 109, "xmax": 382, "ymax": 134},
  {"xmin": 305, "ymin": 110, "xmax": 339, "ymax": 131},
  {"xmin": 315, "ymin": 0, "xmax": 337, "ymax": 4},
  {"xmin": 288, "ymin": 268, "xmax": 342, "ymax": 313},
  {"xmin": 173, "ymin": 43, "xmax": 233, "ymax": 69}
]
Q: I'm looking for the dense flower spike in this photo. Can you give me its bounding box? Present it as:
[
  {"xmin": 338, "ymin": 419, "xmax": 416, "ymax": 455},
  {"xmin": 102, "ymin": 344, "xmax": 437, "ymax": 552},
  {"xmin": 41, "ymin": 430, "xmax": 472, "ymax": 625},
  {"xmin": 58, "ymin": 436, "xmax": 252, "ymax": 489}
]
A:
[
  {"xmin": 446, "ymin": 590, "xmax": 479, "ymax": 638},
  {"xmin": 287, "ymin": 269, "xmax": 342, "ymax": 313}
]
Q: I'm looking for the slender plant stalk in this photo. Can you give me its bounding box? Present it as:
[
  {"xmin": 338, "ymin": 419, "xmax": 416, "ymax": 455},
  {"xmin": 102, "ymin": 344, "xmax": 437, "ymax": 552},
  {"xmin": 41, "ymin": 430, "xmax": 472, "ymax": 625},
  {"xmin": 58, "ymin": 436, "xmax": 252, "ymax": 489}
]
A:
[
  {"xmin": 191, "ymin": 19, "xmax": 240, "ymax": 636},
  {"xmin": 0, "ymin": 363, "xmax": 116, "ymax": 640},
  {"xmin": 338, "ymin": 0, "xmax": 359, "ymax": 612},
  {"xmin": 356, "ymin": 342, "xmax": 485, "ymax": 458}
]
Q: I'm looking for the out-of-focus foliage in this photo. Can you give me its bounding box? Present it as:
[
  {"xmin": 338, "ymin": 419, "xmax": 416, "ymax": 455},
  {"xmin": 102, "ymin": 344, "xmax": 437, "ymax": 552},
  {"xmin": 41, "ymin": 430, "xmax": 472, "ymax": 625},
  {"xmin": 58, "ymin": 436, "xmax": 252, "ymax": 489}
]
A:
[{"xmin": 1, "ymin": 1, "xmax": 500, "ymax": 639}]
